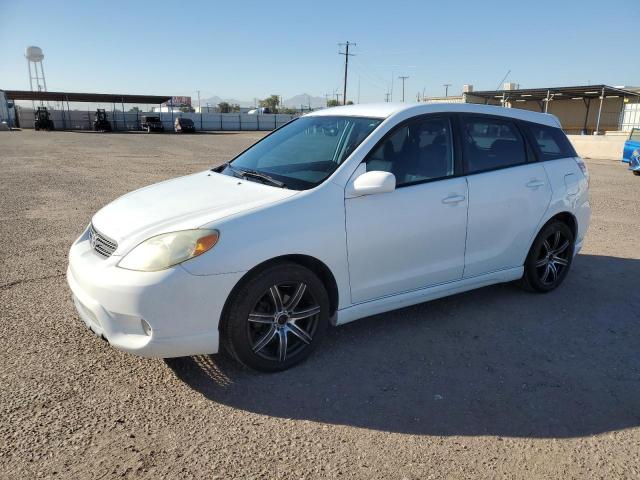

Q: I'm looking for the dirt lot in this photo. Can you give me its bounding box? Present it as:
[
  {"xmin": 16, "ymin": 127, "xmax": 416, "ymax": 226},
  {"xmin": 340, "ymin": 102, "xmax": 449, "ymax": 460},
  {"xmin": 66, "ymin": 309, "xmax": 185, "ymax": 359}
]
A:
[{"xmin": 1, "ymin": 130, "xmax": 639, "ymax": 479}]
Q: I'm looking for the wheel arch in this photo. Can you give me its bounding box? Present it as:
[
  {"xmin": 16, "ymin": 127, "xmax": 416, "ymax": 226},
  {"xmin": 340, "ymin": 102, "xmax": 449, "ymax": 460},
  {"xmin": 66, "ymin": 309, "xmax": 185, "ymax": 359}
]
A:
[
  {"xmin": 220, "ymin": 254, "xmax": 340, "ymax": 332},
  {"xmin": 544, "ymin": 211, "xmax": 577, "ymax": 239},
  {"xmin": 528, "ymin": 210, "xmax": 578, "ymax": 256}
]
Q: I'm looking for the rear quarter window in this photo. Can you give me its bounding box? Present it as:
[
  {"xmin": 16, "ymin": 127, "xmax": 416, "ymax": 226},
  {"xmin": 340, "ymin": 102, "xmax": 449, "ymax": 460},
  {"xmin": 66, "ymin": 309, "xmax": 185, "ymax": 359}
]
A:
[{"xmin": 527, "ymin": 123, "xmax": 576, "ymax": 160}]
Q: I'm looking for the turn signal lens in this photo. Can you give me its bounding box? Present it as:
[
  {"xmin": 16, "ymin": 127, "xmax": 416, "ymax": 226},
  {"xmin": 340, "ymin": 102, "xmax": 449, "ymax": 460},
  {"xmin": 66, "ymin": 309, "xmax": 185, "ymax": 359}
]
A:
[{"xmin": 194, "ymin": 232, "xmax": 219, "ymax": 255}]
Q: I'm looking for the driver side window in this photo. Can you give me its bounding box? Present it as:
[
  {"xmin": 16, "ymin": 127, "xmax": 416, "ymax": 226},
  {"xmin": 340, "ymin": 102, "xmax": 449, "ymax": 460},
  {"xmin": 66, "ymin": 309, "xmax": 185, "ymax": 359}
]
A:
[{"xmin": 365, "ymin": 117, "xmax": 454, "ymax": 187}]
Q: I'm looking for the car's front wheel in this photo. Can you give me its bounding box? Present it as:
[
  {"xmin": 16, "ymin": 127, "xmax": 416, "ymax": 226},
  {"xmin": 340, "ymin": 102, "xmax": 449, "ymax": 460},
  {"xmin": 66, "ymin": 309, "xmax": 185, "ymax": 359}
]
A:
[
  {"xmin": 222, "ymin": 263, "xmax": 329, "ymax": 372},
  {"xmin": 521, "ymin": 220, "xmax": 575, "ymax": 293}
]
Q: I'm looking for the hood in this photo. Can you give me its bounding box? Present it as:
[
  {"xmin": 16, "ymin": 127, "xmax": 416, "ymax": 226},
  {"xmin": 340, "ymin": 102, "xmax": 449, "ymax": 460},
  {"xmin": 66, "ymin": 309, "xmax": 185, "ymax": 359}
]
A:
[{"xmin": 92, "ymin": 171, "xmax": 297, "ymax": 255}]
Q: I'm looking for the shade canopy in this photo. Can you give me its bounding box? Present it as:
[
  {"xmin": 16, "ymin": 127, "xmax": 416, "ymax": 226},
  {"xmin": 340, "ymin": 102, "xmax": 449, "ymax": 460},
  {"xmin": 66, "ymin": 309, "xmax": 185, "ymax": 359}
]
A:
[
  {"xmin": 3, "ymin": 90, "xmax": 172, "ymax": 104},
  {"xmin": 468, "ymin": 84, "xmax": 640, "ymax": 102}
]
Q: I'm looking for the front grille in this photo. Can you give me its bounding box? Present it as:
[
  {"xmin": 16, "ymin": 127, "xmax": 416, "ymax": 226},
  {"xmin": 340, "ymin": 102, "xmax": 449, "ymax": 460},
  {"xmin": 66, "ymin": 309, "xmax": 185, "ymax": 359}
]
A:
[{"xmin": 89, "ymin": 224, "xmax": 118, "ymax": 257}]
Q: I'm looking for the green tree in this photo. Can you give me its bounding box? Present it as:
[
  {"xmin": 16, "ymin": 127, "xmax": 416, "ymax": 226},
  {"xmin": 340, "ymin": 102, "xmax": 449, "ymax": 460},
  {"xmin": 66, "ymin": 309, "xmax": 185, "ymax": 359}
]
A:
[
  {"xmin": 346, "ymin": 100, "xmax": 354, "ymax": 105},
  {"xmin": 217, "ymin": 102, "xmax": 231, "ymax": 113},
  {"xmin": 128, "ymin": 106, "xmax": 141, "ymax": 113},
  {"xmin": 230, "ymin": 104, "xmax": 241, "ymax": 113},
  {"xmin": 179, "ymin": 105, "xmax": 195, "ymax": 113},
  {"xmin": 259, "ymin": 95, "xmax": 280, "ymax": 113},
  {"xmin": 326, "ymin": 99, "xmax": 340, "ymax": 107}
]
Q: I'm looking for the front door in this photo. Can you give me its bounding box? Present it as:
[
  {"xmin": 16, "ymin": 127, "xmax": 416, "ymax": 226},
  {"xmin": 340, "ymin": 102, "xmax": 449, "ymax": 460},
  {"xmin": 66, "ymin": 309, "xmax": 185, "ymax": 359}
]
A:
[{"xmin": 345, "ymin": 115, "xmax": 468, "ymax": 304}]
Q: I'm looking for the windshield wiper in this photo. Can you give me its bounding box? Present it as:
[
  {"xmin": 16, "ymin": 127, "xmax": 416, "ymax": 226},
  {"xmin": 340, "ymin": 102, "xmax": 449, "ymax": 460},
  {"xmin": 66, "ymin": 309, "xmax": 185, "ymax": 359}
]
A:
[
  {"xmin": 235, "ymin": 168, "xmax": 287, "ymax": 188},
  {"xmin": 213, "ymin": 163, "xmax": 286, "ymax": 188}
]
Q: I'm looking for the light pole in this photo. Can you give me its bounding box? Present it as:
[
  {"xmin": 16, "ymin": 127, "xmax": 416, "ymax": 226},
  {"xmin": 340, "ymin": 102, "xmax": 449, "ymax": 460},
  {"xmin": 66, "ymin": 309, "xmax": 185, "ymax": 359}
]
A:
[{"xmin": 443, "ymin": 83, "xmax": 452, "ymax": 97}]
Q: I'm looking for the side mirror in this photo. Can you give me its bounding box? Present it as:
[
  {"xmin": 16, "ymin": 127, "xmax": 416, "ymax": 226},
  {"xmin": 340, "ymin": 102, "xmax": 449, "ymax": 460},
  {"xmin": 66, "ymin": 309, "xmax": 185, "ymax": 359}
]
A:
[{"xmin": 350, "ymin": 170, "xmax": 396, "ymax": 196}]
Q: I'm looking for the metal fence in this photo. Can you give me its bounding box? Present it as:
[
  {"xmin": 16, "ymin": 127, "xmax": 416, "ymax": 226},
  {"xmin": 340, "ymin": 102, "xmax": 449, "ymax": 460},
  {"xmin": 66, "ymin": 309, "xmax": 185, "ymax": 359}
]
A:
[{"xmin": 15, "ymin": 109, "xmax": 298, "ymax": 131}]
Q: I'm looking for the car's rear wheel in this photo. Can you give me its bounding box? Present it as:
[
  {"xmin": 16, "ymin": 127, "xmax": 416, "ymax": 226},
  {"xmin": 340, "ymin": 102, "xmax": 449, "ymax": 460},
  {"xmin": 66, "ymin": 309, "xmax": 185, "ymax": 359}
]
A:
[
  {"xmin": 222, "ymin": 263, "xmax": 329, "ymax": 372},
  {"xmin": 521, "ymin": 220, "xmax": 574, "ymax": 293}
]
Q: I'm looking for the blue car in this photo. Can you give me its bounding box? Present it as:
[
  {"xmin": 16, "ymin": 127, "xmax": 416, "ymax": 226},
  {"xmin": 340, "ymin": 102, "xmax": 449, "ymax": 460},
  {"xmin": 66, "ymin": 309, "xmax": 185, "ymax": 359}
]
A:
[{"xmin": 622, "ymin": 128, "xmax": 640, "ymax": 175}]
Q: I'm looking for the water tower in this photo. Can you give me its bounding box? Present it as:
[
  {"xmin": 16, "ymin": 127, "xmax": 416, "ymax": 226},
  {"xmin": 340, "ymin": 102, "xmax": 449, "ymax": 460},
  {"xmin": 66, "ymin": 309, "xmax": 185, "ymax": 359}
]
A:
[{"xmin": 25, "ymin": 46, "xmax": 48, "ymax": 108}]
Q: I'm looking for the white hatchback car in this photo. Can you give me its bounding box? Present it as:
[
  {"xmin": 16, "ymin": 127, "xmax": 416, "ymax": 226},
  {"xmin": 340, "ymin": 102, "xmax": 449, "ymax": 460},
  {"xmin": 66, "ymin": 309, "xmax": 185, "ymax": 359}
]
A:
[{"xmin": 67, "ymin": 103, "xmax": 590, "ymax": 371}]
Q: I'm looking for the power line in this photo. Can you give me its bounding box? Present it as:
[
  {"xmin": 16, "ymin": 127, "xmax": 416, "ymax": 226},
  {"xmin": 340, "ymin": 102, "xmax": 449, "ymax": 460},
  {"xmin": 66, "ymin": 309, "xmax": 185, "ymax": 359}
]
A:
[
  {"xmin": 398, "ymin": 76, "xmax": 409, "ymax": 102},
  {"xmin": 495, "ymin": 70, "xmax": 511, "ymax": 90},
  {"xmin": 350, "ymin": 61, "xmax": 387, "ymax": 91},
  {"xmin": 338, "ymin": 41, "xmax": 356, "ymax": 105}
]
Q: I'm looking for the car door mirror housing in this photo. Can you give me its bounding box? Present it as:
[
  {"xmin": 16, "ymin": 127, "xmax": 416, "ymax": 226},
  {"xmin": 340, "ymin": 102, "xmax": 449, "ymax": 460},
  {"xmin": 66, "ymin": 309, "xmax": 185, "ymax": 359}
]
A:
[{"xmin": 351, "ymin": 170, "xmax": 396, "ymax": 196}]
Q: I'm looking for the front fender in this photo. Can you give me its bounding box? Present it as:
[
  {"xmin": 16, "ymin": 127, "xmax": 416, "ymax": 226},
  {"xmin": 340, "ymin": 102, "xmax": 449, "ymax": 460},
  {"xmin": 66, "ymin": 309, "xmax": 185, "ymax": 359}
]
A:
[{"xmin": 180, "ymin": 182, "xmax": 351, "ymax": 309}]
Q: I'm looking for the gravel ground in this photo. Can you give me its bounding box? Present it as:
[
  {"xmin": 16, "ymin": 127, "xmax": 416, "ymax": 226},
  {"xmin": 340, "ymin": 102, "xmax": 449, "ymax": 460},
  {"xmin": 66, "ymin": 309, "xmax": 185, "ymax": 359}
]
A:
[{"xmin": 1, "ymin": 130, "xmax": 639, "ymax": 479}]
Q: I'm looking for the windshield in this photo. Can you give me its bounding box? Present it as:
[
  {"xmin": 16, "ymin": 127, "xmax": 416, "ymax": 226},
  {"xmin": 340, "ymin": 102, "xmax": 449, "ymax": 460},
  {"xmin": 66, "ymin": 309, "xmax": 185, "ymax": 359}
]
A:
[
  {"xmin": 224, "ymin": 116, "xmax": 382, "ymax": 190},
  {"xmin": 630, "ymin": 128, "xmax": 640, "ymax": 142}
]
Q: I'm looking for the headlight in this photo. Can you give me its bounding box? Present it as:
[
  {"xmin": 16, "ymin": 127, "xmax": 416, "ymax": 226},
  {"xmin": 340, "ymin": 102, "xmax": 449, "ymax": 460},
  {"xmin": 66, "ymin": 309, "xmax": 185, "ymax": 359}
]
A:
[{"xmin": 117, "ymin": 229, "xmax": 219, "ymax": 272}]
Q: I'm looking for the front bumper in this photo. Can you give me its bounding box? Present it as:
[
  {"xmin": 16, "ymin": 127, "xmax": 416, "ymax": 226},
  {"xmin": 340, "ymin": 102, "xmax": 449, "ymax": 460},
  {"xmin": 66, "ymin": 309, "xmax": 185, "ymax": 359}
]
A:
[{"xmin": 67, "ymin": 236, "xmax": 245, "ymax": 358}]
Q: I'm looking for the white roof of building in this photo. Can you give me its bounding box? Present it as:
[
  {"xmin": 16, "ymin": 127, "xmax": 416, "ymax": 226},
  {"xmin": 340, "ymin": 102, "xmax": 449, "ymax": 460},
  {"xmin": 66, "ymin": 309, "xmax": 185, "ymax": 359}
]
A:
[{"xmin": 307, "ymin": 102, "xmax": 562, "ymax": 128}]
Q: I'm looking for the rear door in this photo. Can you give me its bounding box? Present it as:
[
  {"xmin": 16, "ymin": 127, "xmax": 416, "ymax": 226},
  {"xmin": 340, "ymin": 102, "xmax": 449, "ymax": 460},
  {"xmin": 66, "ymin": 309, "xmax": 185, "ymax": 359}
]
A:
[{"xmin": 460, "ymin": 115, "xmax": 552, "ymax": 278}]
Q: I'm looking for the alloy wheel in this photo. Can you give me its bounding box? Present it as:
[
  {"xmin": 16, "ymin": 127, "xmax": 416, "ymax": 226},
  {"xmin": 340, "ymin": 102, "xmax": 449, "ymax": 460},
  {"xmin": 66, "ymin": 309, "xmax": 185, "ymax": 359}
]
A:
[
  {"xmin": 247, "ymin": 282, "xmax": 320, "ymax": 363},
  {"xmin": 535, "ymin": 230, "xmax": 571, "ymax": 286}
]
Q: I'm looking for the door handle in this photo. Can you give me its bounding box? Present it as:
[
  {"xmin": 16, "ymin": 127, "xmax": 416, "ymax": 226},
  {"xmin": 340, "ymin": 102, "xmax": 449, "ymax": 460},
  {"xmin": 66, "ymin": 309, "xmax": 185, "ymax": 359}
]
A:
[
  {"xmin": 526, "ymin": 179, "xmax": 545, "ymax": 189},
  {"xmin": 441, "ymin": 194, "xmax": 466, "ymax": 205}
]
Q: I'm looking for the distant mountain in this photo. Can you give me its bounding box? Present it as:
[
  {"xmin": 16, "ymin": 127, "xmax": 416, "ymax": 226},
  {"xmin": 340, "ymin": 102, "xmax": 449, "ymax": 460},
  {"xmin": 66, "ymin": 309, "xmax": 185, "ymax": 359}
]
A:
[
  {"xmin": 197, "ymin": 96, "xmax": 253, "ymax": 108},
  {"xmin": 198, "ymin": 93, "xmax": 326, "ymax": 109},
  {"xmin": 281, "ymin": 94, "xmax": 325, "ymax": 109}
]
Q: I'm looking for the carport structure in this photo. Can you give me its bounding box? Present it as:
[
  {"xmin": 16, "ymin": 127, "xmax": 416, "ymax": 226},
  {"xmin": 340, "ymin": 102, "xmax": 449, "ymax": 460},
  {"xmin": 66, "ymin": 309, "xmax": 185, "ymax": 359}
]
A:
[
  {"xmin": 3, "ymin": 90, "xmax": 173, "ymax": 130},
  {"xmin": 467, "ymin": 85, "xmax": 640, "ymax": 134}
]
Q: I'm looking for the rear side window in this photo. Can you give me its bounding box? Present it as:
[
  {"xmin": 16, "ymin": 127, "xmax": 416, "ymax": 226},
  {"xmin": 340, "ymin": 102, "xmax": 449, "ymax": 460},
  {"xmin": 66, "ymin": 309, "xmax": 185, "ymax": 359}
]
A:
[
  {"xmin": 461, "ymin": 116, "xmax": 527, "ymax": 173},
  {"xmin": 527, "ymin": 123, "xmax": 576, "ymax": 160}
]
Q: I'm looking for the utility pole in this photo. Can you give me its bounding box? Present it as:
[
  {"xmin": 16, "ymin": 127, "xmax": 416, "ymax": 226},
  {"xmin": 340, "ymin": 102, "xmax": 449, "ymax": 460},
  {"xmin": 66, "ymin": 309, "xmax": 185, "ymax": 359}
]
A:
[
  {"xmin": 384, "ymin": 92, "xmax": 391, "ymax": 102},
  {"xmin": 332, "ymin": 88, "xmax": 342, "ymax": 104},
  {"xmin": 398, "ymin": 76, "xmax": 409, "ymax": 102},
  {"xmin": 339, "ymin": 41, "xmax": 356, "ymax": 105},
  {"xmin": 443, "ymin": 83, "xmax": 452, "ymax": 97},
  {"xmin": 390, "ymin": 72, "xmax": 394, "ymax": 102},
  {"xmin": 197, "ymin": 90, "xmax": 201, "ymax": 111}
]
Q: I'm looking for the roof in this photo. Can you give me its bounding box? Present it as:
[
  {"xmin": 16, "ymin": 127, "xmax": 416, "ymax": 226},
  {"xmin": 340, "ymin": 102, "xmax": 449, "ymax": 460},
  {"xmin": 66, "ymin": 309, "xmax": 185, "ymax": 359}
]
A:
[
  {"xmin": 307, "ymin": 102, "xmax": 562, "ymax": 128},
  {"xmin": 3, "ymin": 90, "xmax": 172, "ymax": 104},
  {"xmin": 467, "ymin": 84, "xmax": 640, "ymax": 102},
  {"xmin": 308, "ymin": 103, "xmax": 409, "ymax": 118}
]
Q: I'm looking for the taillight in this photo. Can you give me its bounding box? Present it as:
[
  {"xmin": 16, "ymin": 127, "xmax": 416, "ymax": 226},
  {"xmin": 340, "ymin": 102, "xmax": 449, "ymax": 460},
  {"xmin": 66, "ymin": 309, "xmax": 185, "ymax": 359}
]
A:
[{"xmin": 574, "ymin": 157, "xmax": 588, "ymax": 176}]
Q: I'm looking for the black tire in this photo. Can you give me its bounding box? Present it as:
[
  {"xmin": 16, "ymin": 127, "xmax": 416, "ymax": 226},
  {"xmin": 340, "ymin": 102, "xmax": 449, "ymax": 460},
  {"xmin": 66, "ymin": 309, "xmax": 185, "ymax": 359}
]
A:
[
  {"xmin": 521, "ymin": 220, "xmax": 574, "ymax": 293},
  {"xmin": 633, "ymin": 170, "xmax": 640, "ymax": 176},
  {"xmin": 222, "ymin": 262, "xmax": 329, "ymax": 372}
]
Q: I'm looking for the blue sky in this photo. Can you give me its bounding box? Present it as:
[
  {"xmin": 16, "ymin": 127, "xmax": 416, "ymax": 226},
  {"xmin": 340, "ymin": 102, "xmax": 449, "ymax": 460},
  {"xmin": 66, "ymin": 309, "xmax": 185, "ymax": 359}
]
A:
[{"xmin": 1, "ymin": 0, "xmax": 638, "ymax": 103}]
